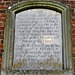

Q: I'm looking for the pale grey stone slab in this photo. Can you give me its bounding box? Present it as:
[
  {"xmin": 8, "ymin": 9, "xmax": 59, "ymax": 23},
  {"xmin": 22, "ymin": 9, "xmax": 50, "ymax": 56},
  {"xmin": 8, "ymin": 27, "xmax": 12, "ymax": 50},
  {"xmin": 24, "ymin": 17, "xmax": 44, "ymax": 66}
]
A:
[
  {"xmin": 13, "ymin": 9, "xmax": 62, "ymax": 70},
  {"xmin": 2, "ymin": 1, "xmax": 73, "ymax": 75}
]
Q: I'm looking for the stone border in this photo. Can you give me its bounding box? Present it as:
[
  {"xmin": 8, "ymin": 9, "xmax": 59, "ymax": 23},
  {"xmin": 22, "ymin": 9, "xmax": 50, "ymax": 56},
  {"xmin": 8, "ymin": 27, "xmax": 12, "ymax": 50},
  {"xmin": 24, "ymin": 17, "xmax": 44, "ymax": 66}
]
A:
[{"xmin": 2, "ymin": 1, "xmax": 73, "ymax": 75}]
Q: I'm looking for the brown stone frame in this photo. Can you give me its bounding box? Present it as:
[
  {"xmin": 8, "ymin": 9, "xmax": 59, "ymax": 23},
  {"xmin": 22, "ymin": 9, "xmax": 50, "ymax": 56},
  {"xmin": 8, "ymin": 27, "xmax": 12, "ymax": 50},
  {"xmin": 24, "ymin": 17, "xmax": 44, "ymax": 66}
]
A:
[{"xmin": 2, "ymin": 1, "xmax": 73, "ymax": 75}]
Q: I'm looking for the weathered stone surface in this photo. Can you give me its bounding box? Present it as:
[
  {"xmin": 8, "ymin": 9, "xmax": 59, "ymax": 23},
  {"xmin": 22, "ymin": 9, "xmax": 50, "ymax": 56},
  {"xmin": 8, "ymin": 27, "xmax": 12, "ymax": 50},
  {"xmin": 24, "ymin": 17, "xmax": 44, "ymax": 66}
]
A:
[
  {"xmin": 13, "ymin": 9, "xmax": 62, "ymax": 70},
  {"xmin": 2, "ymin": 1, "xmax": 73, "ymax": 75}
]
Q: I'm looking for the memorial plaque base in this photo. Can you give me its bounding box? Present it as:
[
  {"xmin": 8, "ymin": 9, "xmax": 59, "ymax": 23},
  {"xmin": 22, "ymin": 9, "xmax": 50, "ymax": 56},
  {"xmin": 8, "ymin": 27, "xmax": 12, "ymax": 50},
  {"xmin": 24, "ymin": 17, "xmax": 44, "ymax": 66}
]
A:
[{"xmin": 1, "ymin": 70, "xmax": 73, "ymax": 75}]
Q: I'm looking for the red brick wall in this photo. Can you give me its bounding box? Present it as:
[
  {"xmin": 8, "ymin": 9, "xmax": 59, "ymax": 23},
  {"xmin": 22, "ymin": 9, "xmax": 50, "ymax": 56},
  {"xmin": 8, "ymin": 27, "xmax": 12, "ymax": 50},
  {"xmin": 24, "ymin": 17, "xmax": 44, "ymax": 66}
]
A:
[
  {"xmin": 71, "ymin": 1, "xmax": 75, "ymax": 75},
  {"xmin": 0, "ymin": 0, "xmax": 74, "ymax": 75},
  {"xmin": 0, "ymin": 0, "xmax": 19, "ymax": 74}
]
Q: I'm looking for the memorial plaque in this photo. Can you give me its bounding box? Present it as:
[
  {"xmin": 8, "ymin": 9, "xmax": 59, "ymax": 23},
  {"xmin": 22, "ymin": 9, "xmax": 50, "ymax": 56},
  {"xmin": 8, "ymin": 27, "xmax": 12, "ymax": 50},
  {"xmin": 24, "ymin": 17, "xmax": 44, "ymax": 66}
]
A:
[
  {"xmin": 13, "ymin": 9, "xmax": 62, "ymax": 70},
  {"xmin": 2, "ymin": 1, "xmax": 73, "ymax": 75}
]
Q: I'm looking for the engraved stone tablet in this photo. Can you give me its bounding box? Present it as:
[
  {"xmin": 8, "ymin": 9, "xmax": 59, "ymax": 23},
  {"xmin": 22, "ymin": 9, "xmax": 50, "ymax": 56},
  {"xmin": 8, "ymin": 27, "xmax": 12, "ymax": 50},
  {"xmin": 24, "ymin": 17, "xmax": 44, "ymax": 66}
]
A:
[{"xmin": 13, "ymin": 9, "xmax": 62, "ymax": 70}]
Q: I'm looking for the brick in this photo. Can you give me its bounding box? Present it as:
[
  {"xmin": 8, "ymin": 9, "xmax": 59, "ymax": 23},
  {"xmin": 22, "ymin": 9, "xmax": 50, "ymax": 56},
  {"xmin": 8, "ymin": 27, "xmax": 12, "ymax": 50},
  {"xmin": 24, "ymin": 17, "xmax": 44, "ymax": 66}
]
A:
[
  {"xmin": 0, "ymin": 2, "xmax": 4, "ymax": 5},
  {"xmin": 0, "ymin": 51, "xmax": 2, "ymax": 53},
  {"xmin": 0, "ymin": 40, "xmax": 3, "ymax": 44},
  {"xmin": 73, "ymin": 48, "xmax": 75, "ymax": 52},
  {"xmin": 72, "ymin": 21, "xmax": 75, "ymax": 24},
  {"xmin": 0, "ymin": 22, "xmax": 2, "ymax": 26},
  {"xmin": 70, "ymin": 1, "xmax": 75, "ymax": 4},
  {"xmin": 0, "ymin": 14, "xmax": 5, "ymax": 17},
  {"xmin": 6, "ymin": 2, "xmax": 12, "ymax": 5},
  {"xmin": 0, "ymin": 59, "xmax": 2, "ymax": 62},
  {"xmin": 74, "ymin": 68, "xmax": 75, "ymax": 72},
  {"xmin": 0, "ymin": 10, "xmax": 5, "ymax": 13},
  {"xmin": 0, "ymin": 35, "xmax": 4, "ymax": 39},
  {"xmin": 71, "ymin": 5, "xmax": 75, "ymax": 8},
  {"xmin": 0, "ymin": 49, "xmax": 3, "ymax": 53},
  {"xmin": 74, "ymin": 63, "xmax": 75, "ymax": 67},
  {"xmin": 73, "ymin": 53, "xmax": 75, "ymax": 57},
  {"xmin": 72, "ymin": 34, "xmax": 75, "ymax": 38},
  {"xmin": 72, "ymin": 30, "xmax": 75, "ymax": 33},
  {"xmin": 72, "ymin": 17, "xmax": 75, "ymax": 21},
  {"xmin": 0, "ymin": 27, "xmax": 4, "ymax": 30},
  {"xmin": 0, "ymin": 64, "xmax": 1, "ymax": 68},
  {"xmin": 0, "ymin": 6, "xmax": 7, "ymax": 9},
  {"xmin": 72, "ymin": 26, "xmax": 75, "ymax": 29},
  {"xmin": 1, "ymin": 40, "xmax": 3, "ymax": 44},
  {"xmin": 72, "ymin": 13, "xmax": 75, "ymax": 16},
  {"xmin": 0, "ymin": 18, "xmax": 5, "ymax": 21},
  {"xmin": 71, "ymin": 9, "xmax": 74, "ymax": 12},
  {"xmin": 72, "ymin": 39, "xmax": 75, "ymax": 42},
  {"xmin": 73, "ymin": 58, "xmax": 75, "ymax": 62},
  {"xmin": 73, "ymin": 49, "xmax": 75, "ymax": 52},
  {"xmin": 0, "ymin": 33, "xmax": 2, "ymax": 36},
  {"xmin": 0, "ymin": 31, "xmax": 3, "ymax": 35},
  {"xmin": 0, "ymin": 44, "xmax": 3, "ymax": 48},
  {"xmin": 73, "ymin": 43, "xmax": 75, "ymax": 47}
]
